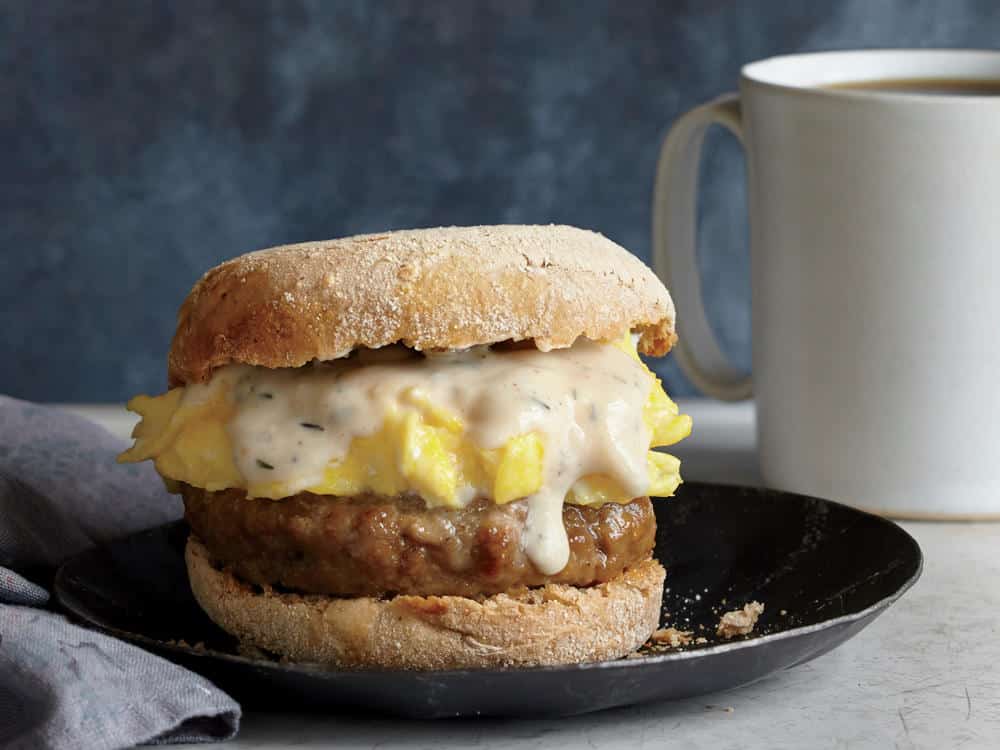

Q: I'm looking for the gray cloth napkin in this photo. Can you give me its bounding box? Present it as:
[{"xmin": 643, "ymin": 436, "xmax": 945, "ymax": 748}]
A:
[{"xmin": 0, "ymin": 395, "xmax": 240, "ymax": 749}]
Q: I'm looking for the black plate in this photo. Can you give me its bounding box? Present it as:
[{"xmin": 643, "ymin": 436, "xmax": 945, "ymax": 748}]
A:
[{"xmin": 54, "ymin": 482, "xmax": 921, "ymax": 718}]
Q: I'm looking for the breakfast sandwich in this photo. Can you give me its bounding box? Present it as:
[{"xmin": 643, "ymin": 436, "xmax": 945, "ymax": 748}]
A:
[{"xmin": 119, "ymin": 224, "xmax": 691, "ymax": 669}]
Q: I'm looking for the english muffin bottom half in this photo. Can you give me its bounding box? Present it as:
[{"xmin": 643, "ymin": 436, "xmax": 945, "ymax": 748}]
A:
[{"xmin": 120, "ymin": 224, "xmax": 691, "ymax": 669}]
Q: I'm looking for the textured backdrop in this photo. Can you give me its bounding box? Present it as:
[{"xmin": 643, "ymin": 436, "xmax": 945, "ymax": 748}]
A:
[{"xmin": 3, "ymin": 0, "xmax": 997, "ymax": 401}]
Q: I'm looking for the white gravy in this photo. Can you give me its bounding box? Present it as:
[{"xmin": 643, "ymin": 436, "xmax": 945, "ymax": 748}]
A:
[{"xmin": 220, "ymin": 339, "xmax": 652, "ymax": 575}]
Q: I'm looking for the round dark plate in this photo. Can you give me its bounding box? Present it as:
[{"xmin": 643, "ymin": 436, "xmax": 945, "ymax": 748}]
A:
[{"xmin": 54, "ymin": 482, "xmax": 921, "ymax": 718}]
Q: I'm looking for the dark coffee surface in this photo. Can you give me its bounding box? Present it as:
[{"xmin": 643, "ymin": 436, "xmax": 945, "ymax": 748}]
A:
[{"xmin": 827, "ymin": 77, "xmax": 1000, "ymax": 95}]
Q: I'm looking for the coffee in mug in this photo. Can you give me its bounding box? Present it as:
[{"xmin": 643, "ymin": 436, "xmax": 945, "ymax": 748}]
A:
[{"xmin": 826, "ymin": 77, "xmax": 1000, "ymax": 95}]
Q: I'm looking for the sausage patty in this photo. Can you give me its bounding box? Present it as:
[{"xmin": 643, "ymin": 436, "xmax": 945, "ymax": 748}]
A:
[{"xmin": 181, "ymin": 485, "xmax": 656, "ymax": 597}]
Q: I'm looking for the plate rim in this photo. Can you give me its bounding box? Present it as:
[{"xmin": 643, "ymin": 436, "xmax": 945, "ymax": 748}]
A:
[{"xmin": 54, "ymin": 482, "xmax": 924, "ymax": 678}]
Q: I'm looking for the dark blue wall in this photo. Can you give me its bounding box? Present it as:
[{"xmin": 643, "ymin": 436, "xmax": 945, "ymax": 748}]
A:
[{"xmin": 3, "ymin": 1, "xmax": 997, "ymax": 401}]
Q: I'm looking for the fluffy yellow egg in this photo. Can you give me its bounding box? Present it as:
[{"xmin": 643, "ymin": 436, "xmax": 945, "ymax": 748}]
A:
[{"xmin": 120, "ymin": 338, "xmax": 690, "ymax": 507}]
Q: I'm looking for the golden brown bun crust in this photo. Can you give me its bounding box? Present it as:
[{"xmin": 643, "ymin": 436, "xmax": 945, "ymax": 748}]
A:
[
  {"xmin": 186, "ymin": 536, "xmax": 665, "ymax": 669},
  {"xmin": 168, "ymin": 225, "xmax": 676, "ymax": 386}
]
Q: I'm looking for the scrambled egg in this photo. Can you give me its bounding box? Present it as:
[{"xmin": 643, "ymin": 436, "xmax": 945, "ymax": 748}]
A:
[{"xmin": 120, "ymin": 336, "xmax": 691, "ymax": 507}]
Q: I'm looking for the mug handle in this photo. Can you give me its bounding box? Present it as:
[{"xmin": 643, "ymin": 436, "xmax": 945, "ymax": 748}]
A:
[{"xmin": 652, "ymin": 93, "xmax": 752, "ymax": 401}]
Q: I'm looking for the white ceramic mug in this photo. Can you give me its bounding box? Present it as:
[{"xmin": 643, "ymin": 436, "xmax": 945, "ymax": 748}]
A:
[{"xmin": 653, "ymin": 49, "xmax": 1000, "ymax": 518}]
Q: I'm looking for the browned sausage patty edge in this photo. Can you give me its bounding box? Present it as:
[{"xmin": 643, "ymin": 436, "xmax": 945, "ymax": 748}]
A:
[{"xmin": 182, "ymin": 485, "xmax": 656, "ymax": 597}]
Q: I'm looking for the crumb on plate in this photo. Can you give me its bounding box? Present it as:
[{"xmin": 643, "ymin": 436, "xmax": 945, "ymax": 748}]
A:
[
  {"xmin": 716, "ymin": 601, "xmax": 764, "ymax": 638},
  {"xmin": 649, "ymin": 627, "xmax": 694, "ymax": 648}
]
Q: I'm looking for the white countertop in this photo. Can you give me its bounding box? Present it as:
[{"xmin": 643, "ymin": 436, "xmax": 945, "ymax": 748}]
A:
[{"xmin": 66, "ymin": 401, "xmax": 1000, "ymax": 749}]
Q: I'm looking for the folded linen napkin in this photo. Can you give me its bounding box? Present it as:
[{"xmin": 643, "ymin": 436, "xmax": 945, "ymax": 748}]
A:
[{"xmin": 0, "ymin": 395, "xmax": 240, "ymax": 749}]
